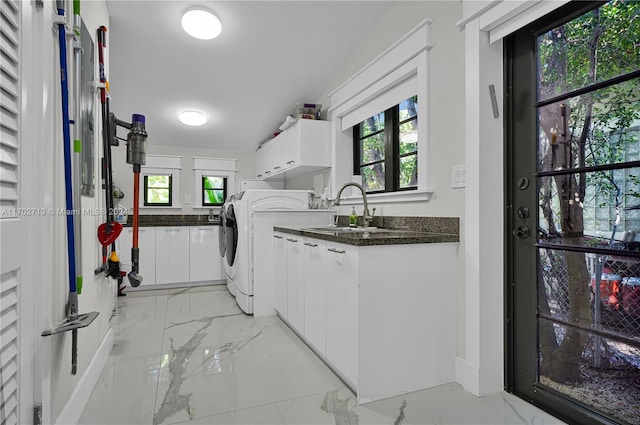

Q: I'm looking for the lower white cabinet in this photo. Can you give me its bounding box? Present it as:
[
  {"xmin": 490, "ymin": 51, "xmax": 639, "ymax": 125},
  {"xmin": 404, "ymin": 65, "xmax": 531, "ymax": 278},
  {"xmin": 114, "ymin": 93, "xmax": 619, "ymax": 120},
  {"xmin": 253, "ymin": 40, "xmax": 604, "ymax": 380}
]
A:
[
  {"xmin": 325, "ymin": 241, "xmax": 358, "ymax": 385},
  {"xmin": 286, "ymin": 235, "xmax": 304, "ymax": 332},
  {"xmin": 273, "ymin": 232, "xmax": 288, "ymax": 317},
  {"xmin": 119, "ymin": 225, "xmax": 222, "ymax": 286},
  {"xmin": 274, "ymin": 229, "xmax": 458, "ymax": 404},
  {"xmin": 119, "ymin": 227, "xmax": 156, "ymax": 286},
  {"xmin": 189, "ymin": 226, "xmax": 222, "ymax": 282},
  {"xmin": 155, "ymin": 227, "xmax": 190, "ymax": 284},
  {"xmin": 303, "ymin": 237, "xmax": 326, "ymax": 356}
]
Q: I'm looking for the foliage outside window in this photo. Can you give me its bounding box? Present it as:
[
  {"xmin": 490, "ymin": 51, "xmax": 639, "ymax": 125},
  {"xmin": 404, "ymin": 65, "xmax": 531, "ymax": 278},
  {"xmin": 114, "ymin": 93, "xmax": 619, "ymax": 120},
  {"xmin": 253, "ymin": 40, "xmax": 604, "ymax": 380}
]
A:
[
  {"xmin": 353, "ymin": 96, "xmax": 418, "ymax": 193},
  {"xmin": 202, "ymin": 176, "xmax": 226, "ymax": 206},
  {"xmin": 144, "ymin": 175, "xmax": 172, "ymax": 206}
]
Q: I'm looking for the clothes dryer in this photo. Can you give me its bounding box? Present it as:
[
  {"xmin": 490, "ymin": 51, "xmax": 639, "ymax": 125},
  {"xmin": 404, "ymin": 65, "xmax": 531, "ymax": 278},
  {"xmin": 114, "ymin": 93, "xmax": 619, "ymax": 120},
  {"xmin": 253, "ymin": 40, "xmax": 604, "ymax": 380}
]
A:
[{"xmin": 224, "ymin": 190, "xmax": 311, "ymax": 314}]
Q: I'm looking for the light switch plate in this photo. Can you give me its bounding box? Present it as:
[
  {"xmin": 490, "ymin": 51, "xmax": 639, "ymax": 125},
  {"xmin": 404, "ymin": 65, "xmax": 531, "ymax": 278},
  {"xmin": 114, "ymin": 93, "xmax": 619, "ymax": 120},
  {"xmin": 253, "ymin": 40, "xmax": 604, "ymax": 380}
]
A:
[{"xmin": 452, "ymin": 165, "xmax": 466, "ymax": 188}]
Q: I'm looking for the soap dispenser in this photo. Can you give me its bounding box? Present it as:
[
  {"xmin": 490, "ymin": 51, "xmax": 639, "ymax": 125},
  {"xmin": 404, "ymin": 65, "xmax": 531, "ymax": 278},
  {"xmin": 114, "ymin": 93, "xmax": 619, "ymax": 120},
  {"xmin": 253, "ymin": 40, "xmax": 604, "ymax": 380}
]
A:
[{"xmin": 349, "ymin": 206, "xmax": 358, "ymax": 227}]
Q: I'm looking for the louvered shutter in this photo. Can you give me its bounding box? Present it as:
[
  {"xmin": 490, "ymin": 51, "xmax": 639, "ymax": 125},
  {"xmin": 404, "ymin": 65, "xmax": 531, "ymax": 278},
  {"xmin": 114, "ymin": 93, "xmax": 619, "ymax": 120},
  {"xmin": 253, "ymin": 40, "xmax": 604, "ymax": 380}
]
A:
[{"xmin": 0, "ymin": 1, "xmax": 21, "ymax": 424}]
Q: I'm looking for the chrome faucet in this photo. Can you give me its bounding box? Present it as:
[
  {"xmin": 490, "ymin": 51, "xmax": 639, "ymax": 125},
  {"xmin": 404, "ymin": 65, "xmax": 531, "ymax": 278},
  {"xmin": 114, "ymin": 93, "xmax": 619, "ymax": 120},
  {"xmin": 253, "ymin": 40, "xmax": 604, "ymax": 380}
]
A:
[{"xmin": 333, "ymin": 182, "xmax": 374, "ymax": 227}]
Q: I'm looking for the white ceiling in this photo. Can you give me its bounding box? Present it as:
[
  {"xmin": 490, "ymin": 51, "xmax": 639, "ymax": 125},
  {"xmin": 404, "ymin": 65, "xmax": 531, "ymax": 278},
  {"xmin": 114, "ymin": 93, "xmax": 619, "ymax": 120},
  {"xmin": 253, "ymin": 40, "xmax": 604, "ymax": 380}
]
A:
[{"xmin": 105, "ymin": 0, "xmax": 395, "ymax": 153}]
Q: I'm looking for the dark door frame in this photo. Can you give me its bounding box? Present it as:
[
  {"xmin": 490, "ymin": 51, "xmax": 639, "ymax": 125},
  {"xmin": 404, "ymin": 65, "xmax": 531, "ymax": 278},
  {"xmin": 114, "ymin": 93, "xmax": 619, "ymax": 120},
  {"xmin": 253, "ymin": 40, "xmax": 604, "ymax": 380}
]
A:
[{"xmin": 504, "ymin": 2, "xmax": 625, "ymax": 424}]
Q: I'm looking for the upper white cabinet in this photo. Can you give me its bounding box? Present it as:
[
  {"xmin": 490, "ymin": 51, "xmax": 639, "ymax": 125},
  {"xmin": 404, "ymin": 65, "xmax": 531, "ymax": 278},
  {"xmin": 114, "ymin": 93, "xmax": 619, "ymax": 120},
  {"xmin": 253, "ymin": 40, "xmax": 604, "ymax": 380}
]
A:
[
  {"xmin": 255, "ymin": 119, "xmax": 330, "ymax": 180},
  {"xmin": 189, "ymin": 226, "xmax": 222, "ymax": 282}
]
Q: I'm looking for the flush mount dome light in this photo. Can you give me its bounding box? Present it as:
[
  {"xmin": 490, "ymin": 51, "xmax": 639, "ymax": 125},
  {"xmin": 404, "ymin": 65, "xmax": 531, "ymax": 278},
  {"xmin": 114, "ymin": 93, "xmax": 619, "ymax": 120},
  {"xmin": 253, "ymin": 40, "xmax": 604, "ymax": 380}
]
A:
[
  {"xmin": 181, "ymin": 8, "xmax": 222, "ymax": 40},
  {"xmin": 179, "ymin": 110, "xmax": 207, "ymax": 126}
]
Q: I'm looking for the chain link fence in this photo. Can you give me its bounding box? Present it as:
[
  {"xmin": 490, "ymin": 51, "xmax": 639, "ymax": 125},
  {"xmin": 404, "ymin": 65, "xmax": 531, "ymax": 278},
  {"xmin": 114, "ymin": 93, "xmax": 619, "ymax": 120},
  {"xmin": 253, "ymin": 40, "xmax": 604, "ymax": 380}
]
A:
[{"xmin": 540, "ymin": 248, "xmax": 640, "ymax": 368}]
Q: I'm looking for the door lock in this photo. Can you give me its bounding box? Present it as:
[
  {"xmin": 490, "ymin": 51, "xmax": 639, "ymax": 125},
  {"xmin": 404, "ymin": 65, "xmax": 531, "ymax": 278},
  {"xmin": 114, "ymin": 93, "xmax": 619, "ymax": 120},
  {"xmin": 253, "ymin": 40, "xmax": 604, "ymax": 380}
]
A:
[
  {"xmin": 517, "ymin": 207, "xmax": 530, "ymax": 219},
  {"xmin": 514, "ymin": 225, "xmax": 531, "ymax": 239},
  {"xmin": 517, "ymin": 177, "xmax": 530, "ymax": 190}
]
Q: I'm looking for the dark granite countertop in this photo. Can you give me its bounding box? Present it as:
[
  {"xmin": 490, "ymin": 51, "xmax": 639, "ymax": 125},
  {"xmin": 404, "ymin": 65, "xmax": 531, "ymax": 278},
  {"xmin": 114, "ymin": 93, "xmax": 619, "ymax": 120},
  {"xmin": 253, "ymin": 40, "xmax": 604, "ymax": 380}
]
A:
[
  {"xmin": 123, "ymin": 214, "xmax": 219, "ymax": 227},
  {"xmin": 274, "ymin": 224, "xmax": 458, "ymax": 246}
]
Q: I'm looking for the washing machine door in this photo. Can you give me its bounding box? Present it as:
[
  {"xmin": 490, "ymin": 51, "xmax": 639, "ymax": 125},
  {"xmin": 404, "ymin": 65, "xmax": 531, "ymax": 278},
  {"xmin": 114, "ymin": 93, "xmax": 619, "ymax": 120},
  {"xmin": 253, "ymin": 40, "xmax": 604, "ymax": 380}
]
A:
[
  {"xmin": 218, "ymin": 204, "xmax": 226, "ymax": 258},
  {"xmin": 225, "ymin": 203, "xmax": 238, "ymax": 267}
]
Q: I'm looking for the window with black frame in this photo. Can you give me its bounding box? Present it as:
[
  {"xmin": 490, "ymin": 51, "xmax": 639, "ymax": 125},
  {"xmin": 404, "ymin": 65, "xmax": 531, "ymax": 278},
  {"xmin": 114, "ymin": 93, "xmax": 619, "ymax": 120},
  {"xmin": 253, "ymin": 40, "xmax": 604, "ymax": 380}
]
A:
[
  {"xmin": 144, "ymin": 175, "xmax": 172, "ymax": 206},
  {"xmin": 202, "ymin": 176, "xmax": 226, "ymax": 206},
  {"xmin": 353, "ymin": 96, "xmax": 418, "ymax": 193}
]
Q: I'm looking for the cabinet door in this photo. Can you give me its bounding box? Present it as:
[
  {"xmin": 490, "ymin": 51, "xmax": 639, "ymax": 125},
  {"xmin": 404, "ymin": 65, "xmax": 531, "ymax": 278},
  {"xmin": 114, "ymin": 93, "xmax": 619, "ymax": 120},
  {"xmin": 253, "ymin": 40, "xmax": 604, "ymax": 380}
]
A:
[
  {"xmin": 155, "ymin": 227, "xmax": 190, "ymax": 284},
  {"xmin": 286, "ymin": 235, "xmax": 304, "ymax": 332},
  {"xmin": 326, "ymin": 242, "xmax": 358, "ymax": 385},
  {"xmin": 189, "ymin": 226, "xmax": 222, "ymax": 282},
  {"xmin": 273, "ymin": 232, "xmax": 287, "ymax": 317},
  {"xmin": 118, "ymin": 227, "xmax": 156, "ymax": 285},
  {"xmin": 303, "ymin": 237, "xmax": 326, "ymax": 355}
]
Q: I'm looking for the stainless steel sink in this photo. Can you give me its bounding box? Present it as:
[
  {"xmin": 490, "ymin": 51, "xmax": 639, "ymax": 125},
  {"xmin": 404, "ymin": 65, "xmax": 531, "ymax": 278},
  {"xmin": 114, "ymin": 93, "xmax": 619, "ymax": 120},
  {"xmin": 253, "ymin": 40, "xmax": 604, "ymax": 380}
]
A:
[{"xmin": 302, "ymin": 226, "xmax": 382, "ymax": 233}]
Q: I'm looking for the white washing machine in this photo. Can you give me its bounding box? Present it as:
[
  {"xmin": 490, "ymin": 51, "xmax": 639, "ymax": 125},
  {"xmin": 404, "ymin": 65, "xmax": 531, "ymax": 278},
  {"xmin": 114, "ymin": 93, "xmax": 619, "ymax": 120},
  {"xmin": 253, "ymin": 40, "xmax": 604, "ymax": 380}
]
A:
[{"xmin": 224, "ymin": 190, "xmax": 312, "ymax": 314}]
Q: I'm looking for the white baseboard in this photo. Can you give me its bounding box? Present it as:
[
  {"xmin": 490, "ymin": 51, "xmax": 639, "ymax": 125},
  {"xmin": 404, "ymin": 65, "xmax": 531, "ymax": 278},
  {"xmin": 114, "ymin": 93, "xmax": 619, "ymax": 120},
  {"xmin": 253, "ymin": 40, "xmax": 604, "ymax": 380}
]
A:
[
  {"xmin": 55, "ymin": 328, "xmax": 113, "ymax": 425},
  {"xmin": 455, "ymin": 356, "xmax": 480, "ymax": 396}
]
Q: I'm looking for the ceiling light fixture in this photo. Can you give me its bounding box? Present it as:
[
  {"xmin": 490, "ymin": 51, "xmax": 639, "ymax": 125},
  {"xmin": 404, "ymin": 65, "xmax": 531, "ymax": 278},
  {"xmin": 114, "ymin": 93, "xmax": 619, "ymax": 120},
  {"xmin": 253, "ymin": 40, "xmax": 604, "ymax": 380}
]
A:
[
  {"xmin": 179, "ymin": 110, "xmax": 207, "ymax": 126},
  {"xmin": 181, "ymin": 8, "xmax": 222, "ymax": 40}
]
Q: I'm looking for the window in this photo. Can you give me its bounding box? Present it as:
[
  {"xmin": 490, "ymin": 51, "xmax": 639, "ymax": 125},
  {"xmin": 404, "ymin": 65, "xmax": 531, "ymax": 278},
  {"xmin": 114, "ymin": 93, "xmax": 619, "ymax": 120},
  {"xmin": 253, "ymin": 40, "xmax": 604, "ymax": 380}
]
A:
[
  {"xmin": 329, "ymin": 19, "xmax": 431, "ymax": 202},
  {"xmin": 193, "ymin": 157, "xmax": 237, "ymax": 209},
  {"xmin": 353, "ymin": 96, "xmax": 418, "ymax": 193},
  {"xmin": 202, "ymin": 176, "xmax": 227, "ymax": 206},
  {"xmin": 144, "ymin": 175, "xmax": 172, "ymax": 206}
]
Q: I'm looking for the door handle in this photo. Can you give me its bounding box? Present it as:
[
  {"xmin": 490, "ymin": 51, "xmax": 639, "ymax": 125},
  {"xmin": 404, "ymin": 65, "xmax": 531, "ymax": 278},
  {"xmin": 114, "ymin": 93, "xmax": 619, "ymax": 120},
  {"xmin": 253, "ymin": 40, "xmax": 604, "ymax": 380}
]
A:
[{"xmin": 514, "ymin": 225, "xmax": 531, "ymax": 239}]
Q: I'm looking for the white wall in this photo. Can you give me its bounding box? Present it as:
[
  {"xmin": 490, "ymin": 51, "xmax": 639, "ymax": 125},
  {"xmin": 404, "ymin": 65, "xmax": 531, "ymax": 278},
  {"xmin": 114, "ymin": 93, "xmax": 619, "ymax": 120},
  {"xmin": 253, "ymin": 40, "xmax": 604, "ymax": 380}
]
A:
[
  {"xmin": 291, "ymin": 1, "xmax": 467, "ymax": 357},
  {"xmin": 36, "ymin": 0, "xmax": 115, "ymax": 422},
  {"xmin": 111, "ymin": 145, "xmax": 255, "ymax": 215}
]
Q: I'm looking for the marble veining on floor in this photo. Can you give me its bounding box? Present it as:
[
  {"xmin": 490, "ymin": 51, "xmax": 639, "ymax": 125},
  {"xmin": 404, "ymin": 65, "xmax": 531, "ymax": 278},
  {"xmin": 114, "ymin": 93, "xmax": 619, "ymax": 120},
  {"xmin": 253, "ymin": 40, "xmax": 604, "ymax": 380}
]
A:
[{"xmin": 80, "ymin": 286, "xmax": 566, "ymax": 425}]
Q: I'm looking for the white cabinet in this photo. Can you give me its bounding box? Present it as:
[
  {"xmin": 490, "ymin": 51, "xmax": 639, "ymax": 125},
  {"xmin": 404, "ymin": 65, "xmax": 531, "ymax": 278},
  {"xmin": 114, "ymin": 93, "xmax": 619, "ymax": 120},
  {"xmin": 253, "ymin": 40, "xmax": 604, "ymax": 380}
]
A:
[
  {"xmin": 189, "ymin": 226, "xmax": 222, "ymax": 282},
  {"xmin": 276, "ymin": 229, "xmax": 458, "ymax": 404},
  {"xmin": 155, "ymin": 227, "xmax": 190, "ymax": 284},
  {"xmin": 303, "ymin": 237, "xmax": 326, "ymax": 356},
  {"xmin": 119, "ymin": 227, "xmax": 156, "ymax": 285},
  {"xmin": 325, "ymin": 241, "xmax": 359, "ymax": 386},
  {"xmin": 273, "ymin": 232, "xmax": 287, "ymax": 317},
  {"xmin": 256, "ymin": 120, "xmax": 330, "ymax": 180},
  {"xmin": 285, "ymin": 235, "xmax": 304, "ymax": 332}
]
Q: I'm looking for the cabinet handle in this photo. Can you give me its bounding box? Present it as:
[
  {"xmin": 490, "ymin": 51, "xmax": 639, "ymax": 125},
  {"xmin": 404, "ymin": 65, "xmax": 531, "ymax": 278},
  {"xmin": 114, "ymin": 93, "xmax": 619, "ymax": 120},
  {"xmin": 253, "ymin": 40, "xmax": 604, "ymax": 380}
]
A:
[
  {"xmin": 274, "ymin": 166, "xmax": 281, "ymax": 170},
  {"xmin": 257, "ymin": 174, "xmax": 262, "ymax": 178},
  {"xmin": 265, "ymin": 170, "xmax": 271, "ymax": 174},
  {"xmin": 273, "ymin": 235, "xmax": 283, "ymax": 239},
  {"xmin": 327, "ymin": 248, "xmax": 346, "ymax": 254},
  {"xmin": 304, "ymin": 242, "xmax": 318, "ymax": 247},
  {"xmin": 286, "ymin": 238, "xmax": 298, "ymax": 243},
  {"xmin": 139, "ymin": 228, "xmax": 147, "ymax": 232},
  {"xmin": 286, "ymin": 160, "xmax": 295, "ymax": 165}
]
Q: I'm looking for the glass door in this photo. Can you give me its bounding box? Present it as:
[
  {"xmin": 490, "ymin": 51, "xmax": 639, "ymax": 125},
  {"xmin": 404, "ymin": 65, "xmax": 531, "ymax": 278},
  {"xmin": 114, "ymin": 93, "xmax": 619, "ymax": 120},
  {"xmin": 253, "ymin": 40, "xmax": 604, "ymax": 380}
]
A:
[{"xmin": 507, "ymin": 2, "xmax": 640, "ymax": 424}]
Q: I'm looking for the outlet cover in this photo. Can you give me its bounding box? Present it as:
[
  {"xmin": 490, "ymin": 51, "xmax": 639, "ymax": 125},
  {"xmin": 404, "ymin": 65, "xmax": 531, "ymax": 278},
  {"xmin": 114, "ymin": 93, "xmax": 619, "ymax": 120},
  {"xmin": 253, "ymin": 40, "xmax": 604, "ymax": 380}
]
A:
[{"xmin": 452, "ymin": 165, "xmax": 466, "ymax": 189}]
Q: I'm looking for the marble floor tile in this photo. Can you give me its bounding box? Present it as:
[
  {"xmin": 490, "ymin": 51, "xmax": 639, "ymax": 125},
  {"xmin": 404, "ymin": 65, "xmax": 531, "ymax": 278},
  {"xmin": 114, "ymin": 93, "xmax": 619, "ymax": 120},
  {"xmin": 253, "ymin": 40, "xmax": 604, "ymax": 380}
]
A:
[{"xmin": 80, "ymin": 285, "xmax": 566, "ymax": 425}]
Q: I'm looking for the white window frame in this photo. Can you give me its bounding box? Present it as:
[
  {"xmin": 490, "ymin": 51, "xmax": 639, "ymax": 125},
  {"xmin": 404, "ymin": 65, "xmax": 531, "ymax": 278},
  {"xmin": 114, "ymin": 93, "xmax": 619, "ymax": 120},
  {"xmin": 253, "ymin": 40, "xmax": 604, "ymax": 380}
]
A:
[
  {"xmin": 140, "ymin": 155, "xmax": 182, "ymax": 209},
  {"xmin": 193, "ymin": 157, "xmax": 237, "ymax": 211},
  {"xmin": 328, "ymin": 19, "xmax": 432, "ymax": 204}
]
